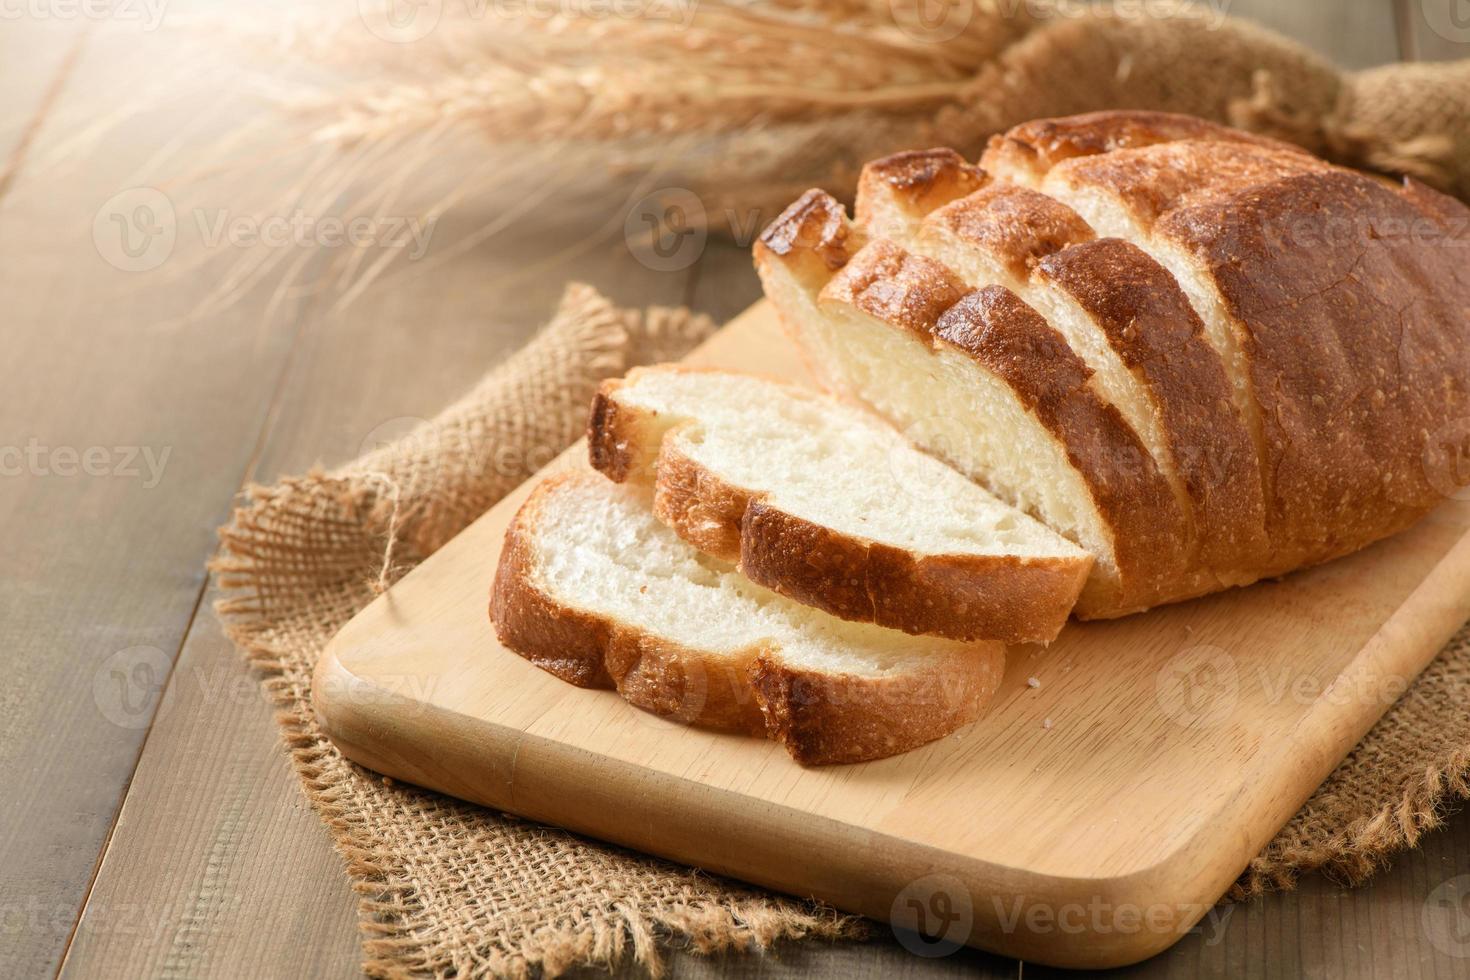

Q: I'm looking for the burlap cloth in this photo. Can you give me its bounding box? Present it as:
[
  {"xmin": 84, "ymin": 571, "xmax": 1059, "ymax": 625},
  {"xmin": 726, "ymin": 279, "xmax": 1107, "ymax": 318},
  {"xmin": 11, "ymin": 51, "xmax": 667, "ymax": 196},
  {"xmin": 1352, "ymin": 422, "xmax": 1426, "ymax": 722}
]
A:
[
  {"xmin": 214, "ymin": 283, "xmax": 1470, "ymax": 977},
  {"xmin": 670, "ymin": 7, "xmax": 1470, "ymax": 223}
]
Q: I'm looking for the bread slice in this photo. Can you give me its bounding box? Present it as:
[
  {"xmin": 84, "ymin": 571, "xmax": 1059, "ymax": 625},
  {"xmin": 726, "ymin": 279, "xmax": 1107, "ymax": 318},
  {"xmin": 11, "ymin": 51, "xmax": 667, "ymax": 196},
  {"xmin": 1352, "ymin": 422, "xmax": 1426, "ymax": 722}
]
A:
[
  {"xmin": 858, "ymin": 155, "xmax": 1268, "ymax": 585},
  {"xmin": 588, "ymin": 366, "xmax": 1092, "ymax": 643},
  {"xmin": 489, "ymin": 472, "xmax": 1006, "ymax": 765},
  {"xmin": 756, "ymin": 193, "xmax": 1184, "ymax": 616}
]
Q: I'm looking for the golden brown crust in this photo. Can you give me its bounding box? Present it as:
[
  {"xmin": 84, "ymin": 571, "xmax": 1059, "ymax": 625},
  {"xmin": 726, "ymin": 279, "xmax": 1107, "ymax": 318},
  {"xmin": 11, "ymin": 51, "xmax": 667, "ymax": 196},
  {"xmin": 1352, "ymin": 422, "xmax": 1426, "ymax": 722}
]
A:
[
  {"xmin": 489, "ymin": 474, "xmax": 1006, "ymax": 765},
  {"xmin": 980, "ymin": 110, "xmax": 1309, "ymax": 186},
  {"xmin": 1033, "ymin": 237, "xmax": 1268, "ymax": 580},
  {"xmin": 1157, "ymin": 167, "xmax": 1470, "ymax": 568},
  {"xmin": 649, "ymin": 439, "xmax": 750, "ymax": 563},
  {"xmin": 601, "ymin": 631, "xmax": 769, "ymax": 736},
  {"xmin": 923, "ymin": 183, "xmax": 1095, "ymax": 282},
  {"xmin": 590, "ymin": 366, "xmax": 1090, "ymax": 643},
  {"xmin": 935, "ymin": 286, "xmax": 1189, "ymax": 615},
  {"xmin": 1045, "ymin": 139, "xmax": 1330, "ymax": 228},
  {"xmin": 763, "ymin": 112, "xmax": 1470, "ymax": 619},
  {"xmin": 855, "ymin": 148, "xmax": 989, "ymax": 239},
  {"xmin": 489, "ymin": 498, "xmax": 616, "ymax": 689},
  {"xmin": 754, "ymin": 188, "xmax": 857, "ymax": 288},
  {"xmin": 750, "ymin": 645, "xmax": 1004, "ymax": 766},
  {"xmin": 586, "ymin": 384, "xmax": 642, "ymax": 483},
  {"xmin": 738, "ymin": 500, "xmax": 1090, "ymax": 644},
  {"xmin": 991, "ymin": 116, "xmax": 1470, "ymax": 574},
  {"xmin": 818, "ymin": 239, "xmax": 970, "ymax": 339}
]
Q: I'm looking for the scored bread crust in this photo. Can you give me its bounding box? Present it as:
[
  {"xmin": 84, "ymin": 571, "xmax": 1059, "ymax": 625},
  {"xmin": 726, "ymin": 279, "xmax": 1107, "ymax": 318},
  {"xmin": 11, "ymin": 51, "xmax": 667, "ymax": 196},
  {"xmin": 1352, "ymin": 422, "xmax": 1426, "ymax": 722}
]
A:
[
  {"xmin": 1157, "ymin": 167, "xmax": 1470, "ymax": 568},
  {"xmin": 489, "ymin": 473, "xmax": 1006, "ymax": 765},
  {"xmin": 923, "ymin": 183, "xmax": 1096, "ymax": 283},
  {"xmin": 995, "ymin": 124, "xmax": 1470, "ymax": 571},
  {"xmin": 588, "ymin": 367, "xmax": 1092, "ymax": 643},
  {"xmin": 854, "ymin": 147, "xmax": 988, "ymax": 239},
  {"xmin": 859, "ymin": 158, "xmax": 1268, "ymax": 584},
  {"xmin": 818, "ymin": 241, "xmax": 1189, "ymax": 614},
  {"xmin": 759, "ymin": 111, "xmax": 1470, "ymax": 619},
  {"xmin": 755, "ymin": 187, "xmax": 859, "ymax": 288},
  {"xmin": 1033, "ymin": 238, "xmax": 1268, "ymax": 580},
  {"xmin": 980, "ymin": 109, "xmax": 1310, "ymax": 187},
  {"xmin": 934, "ymin": 286, "xmax": 1190, "ymax": 614}
]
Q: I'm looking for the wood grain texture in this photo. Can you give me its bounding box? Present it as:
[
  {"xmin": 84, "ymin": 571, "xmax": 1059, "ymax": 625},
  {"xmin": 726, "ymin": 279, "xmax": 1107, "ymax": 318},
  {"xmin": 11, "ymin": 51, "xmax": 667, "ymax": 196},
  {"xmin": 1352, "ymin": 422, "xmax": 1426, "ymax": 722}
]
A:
[
  {"xmin": 315, "ymin": 301, "xmax": 1470, "ymax": 970},
  {"xmin": 0, "ymin": 13, "xmax": 329, "ymax": 977},
  {"xmin": 55, "ymin": 185, "xmax": 706, "ymax": 977}
]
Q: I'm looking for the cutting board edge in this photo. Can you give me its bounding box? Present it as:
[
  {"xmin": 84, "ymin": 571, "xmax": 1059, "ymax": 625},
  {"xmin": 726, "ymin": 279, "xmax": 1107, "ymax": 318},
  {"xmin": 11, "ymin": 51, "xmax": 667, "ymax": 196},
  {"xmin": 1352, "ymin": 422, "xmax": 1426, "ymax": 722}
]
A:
[{"xmin": 314, "ymin": 644, "xmax": 1234, "ymax": 969}]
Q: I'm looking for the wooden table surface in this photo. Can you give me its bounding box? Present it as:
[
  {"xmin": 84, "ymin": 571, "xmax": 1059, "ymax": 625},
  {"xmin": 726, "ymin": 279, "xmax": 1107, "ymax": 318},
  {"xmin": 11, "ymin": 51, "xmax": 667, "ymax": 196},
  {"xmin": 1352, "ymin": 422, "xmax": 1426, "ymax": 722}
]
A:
[{"xmin": 2, "ymin": 2, "xmax": 1466, "ymax": 977}]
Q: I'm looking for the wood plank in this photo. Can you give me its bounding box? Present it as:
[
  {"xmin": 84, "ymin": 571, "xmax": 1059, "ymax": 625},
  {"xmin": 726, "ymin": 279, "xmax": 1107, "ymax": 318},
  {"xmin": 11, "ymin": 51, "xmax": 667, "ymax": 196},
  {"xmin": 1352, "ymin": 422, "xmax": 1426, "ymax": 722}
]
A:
[
  {"xmin": 58, "ymin": 198, "xmax": 705, "ymax": 976},
  {"xmin": 312, "ymin": 300, "xmax": 1470, "ymax": 970},
  {"xmin": 1206, "ymin": 0, "xmax": 1402, "ymax": 68},
  {"xmin": 1027, "ymin": 808, "xmax": 1470, "ymax": 979},
  {"xmin": 1399, "ymin": 0, "xmax": 1470, "ymax": 60},
  {"xmin": 566, "ymin": 813, "xmax": 1470, "ymax": 977},
  {"xmin": 0, "ymin": 11, "xmax": 327, "ymax": 978}
]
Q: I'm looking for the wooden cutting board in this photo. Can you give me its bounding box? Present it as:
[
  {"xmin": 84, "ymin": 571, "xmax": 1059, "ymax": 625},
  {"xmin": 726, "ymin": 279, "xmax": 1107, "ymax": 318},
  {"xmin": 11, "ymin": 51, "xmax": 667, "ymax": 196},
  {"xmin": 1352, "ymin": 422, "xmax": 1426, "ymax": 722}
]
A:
[{"xmin": 314, "ymin": 301, "xmax": 1470, "ymax": 969}]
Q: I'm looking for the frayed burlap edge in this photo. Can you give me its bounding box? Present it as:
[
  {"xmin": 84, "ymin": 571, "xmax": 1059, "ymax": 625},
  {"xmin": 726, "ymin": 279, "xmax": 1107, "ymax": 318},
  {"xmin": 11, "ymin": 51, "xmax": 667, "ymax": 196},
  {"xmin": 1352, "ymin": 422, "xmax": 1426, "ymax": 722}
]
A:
[
  {"xmin": 212, "ymin": 284, "xmax": 864, "ymax": 979},
  {"xmin": 213, "ymin": 283, "xmax": 1470, "ymax": 976},
  {"xmin": 1231, "ymin": 629, "xmax": 1470, "ymax": 899}
]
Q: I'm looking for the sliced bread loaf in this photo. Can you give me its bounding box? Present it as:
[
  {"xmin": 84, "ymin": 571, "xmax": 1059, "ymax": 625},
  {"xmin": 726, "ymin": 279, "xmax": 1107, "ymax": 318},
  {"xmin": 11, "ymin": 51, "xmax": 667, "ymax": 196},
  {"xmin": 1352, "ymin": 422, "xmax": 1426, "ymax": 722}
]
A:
[
  {"xmin": 860, "ymin": 150, "xmax": 1268, "ymax": 587},
  {"xmin": 756, "ymin": 110, "xmax": 1470, "ymax": 617},
  {"xmin": 756, "ymin": 208, "xmax": 1187, "ymax": 616},
  {"xmin": 588, "ymin": 365, "xmax": 1093, "ymax": 644},
  {"xmin": 489, "ymin": 472, "xmax": 1006, "ymax": 765},
  {"xmin": 979, "ymin": 111, "xmax": 1470, "ymax": 571}
]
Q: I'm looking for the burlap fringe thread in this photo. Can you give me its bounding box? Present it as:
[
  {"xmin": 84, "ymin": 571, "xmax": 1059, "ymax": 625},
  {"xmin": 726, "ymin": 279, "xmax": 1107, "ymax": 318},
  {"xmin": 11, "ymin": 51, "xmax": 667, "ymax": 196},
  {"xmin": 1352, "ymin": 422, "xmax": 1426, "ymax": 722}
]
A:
[{"xmin": 213, "ymin": 284, "xmax": 1470, "ymax": 977}]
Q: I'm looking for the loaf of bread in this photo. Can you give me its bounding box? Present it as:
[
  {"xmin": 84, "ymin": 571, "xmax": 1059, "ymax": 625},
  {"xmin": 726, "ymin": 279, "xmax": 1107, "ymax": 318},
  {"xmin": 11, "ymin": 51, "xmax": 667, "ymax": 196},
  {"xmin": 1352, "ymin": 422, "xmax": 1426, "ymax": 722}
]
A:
[
  {"xmin": 756, "ymin": 110, "xmax": 1470, "ymax": 618},
  {"xmin": 489, "ymin": 472, "xmax": 1005, "ymax": 764},
  {"xmin": 587, "ymin": 365, "xmax": 1092, "ymax": 643}
]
